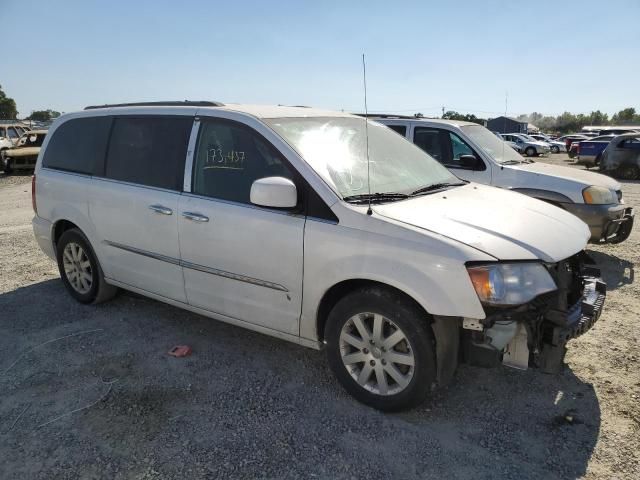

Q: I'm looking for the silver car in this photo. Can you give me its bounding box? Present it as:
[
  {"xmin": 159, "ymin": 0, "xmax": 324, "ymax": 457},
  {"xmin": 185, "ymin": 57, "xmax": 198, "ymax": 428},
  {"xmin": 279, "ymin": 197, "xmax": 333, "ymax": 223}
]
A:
[
  {"xmin": 501, "ymin": 133, "xmax": 551, "ymax": 156},
  {"xmin": 529, "ymin": 134, "xmax": 567, "ymax": 153}
]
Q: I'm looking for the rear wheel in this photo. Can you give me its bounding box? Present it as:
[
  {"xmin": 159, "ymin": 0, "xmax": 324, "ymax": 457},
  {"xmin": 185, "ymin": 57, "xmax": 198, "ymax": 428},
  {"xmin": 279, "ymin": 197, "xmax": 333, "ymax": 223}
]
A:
[
  {"xmin": 617, "ymin": 164, "xmax": 640, "ymax": 180},
  {"xmin": 525, "ymin": 147, "xmax": 536, "ymax": 157},
  {"xmin": 56, "ymin": 228, "xmax": 118, "ymax": 304},
  {"xmin": 594, "ymin": 154, "xmax": 602, "ymax": 167},
  {"xmin": 551, "ymin": 145, "xmax": 560, "ymax": 153},
  {"xmin": 325, "ymin": 287, "xmax": 436, "ymax": 411}
]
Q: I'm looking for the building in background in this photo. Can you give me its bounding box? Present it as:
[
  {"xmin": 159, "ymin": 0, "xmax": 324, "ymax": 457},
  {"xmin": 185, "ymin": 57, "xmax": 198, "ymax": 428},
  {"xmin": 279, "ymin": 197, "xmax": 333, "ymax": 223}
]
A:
[{"xmin": 486, "ymin": 116, "xmax": 528, "ymax": 134}]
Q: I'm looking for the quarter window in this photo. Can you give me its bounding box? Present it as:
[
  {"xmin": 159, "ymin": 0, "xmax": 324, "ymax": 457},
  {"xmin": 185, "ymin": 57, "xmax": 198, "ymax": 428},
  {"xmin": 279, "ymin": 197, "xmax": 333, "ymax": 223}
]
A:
[
  {"xmin": 42, "ymin": 117, "xmax": 111, "ymax": 174},
  {"xmin": 387, "ymin": 125, "xmax": 407, "ymax": 136},
  {"xmin": 105, "ymin": 117, "xmax": 192, "ymax": 190},
  {"xmin": 192, "ymin": 120, "xmax": 294, "ymax": 205}
]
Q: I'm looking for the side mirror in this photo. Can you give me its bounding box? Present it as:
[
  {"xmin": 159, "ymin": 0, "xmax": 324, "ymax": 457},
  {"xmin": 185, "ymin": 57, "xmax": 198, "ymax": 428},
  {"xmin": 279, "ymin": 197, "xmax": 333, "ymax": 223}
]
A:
[
  {"xmin": 250, "ymin": 176, "xmax": 297, "ymax": 209},
  {"xmin": 459, "ymin": 155, "xmax": 483, "ymax": 170}
]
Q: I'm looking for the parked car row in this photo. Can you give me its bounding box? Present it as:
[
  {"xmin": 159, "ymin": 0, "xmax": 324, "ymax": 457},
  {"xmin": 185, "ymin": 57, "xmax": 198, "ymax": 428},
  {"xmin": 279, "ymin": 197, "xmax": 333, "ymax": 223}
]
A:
[
  {"xmin": 31, "ymin": 101, "xmax": 623, "ymax": 411},
  {"xmin": 528, "ymin": 134, "xmax": 567, "ymax": 153},
  {"xmin": 500, "ymin": 133, "xmax": 551, "ymax": 156}
]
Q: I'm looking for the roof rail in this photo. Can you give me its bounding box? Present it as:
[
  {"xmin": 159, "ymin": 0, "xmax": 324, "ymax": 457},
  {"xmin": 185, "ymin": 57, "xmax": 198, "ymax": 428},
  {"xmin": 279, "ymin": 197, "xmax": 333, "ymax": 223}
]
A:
[
  {"xmin": 354, "ymin": 113, "xmax": 423, "ymax": 120},
  {"xmin": 84, "ymin": 100, "xmax": 224, "ymax": 110}
]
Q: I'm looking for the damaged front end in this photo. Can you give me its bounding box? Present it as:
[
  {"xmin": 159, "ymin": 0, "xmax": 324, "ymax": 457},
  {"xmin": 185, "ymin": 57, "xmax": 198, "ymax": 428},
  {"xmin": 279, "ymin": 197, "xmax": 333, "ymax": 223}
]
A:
[{"xmin": 461, "ymin": 252, "xmax": 606, "ymax": 373}]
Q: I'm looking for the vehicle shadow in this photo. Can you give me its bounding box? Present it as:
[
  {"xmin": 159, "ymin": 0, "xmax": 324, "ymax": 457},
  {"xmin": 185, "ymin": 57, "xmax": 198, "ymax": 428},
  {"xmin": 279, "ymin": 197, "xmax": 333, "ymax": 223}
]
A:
[
  {"xmin": 0, "ymin": 279, "xmax": 600, "ymax": 479},
  {"xmin": 586, "ymin": 249, "xmax": 634, "ymax": 290}
]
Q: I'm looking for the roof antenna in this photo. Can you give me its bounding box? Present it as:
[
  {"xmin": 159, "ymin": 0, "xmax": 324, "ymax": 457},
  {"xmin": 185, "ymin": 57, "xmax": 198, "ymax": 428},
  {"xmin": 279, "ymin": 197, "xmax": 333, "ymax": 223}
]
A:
[{"xmin": 362, "ymin": 53, "xmax": 373, "ymax": 216}]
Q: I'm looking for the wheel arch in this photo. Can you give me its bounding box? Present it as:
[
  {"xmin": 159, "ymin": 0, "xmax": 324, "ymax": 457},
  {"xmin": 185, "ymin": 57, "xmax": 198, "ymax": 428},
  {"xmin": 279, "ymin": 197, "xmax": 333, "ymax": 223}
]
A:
[
  {"xmin": 53, "ymin": 219, "xmax": 81, "ymax": 247},
  {"xmin": 315, "ymin": 278, "xmax": 459, "ymax": 387}
]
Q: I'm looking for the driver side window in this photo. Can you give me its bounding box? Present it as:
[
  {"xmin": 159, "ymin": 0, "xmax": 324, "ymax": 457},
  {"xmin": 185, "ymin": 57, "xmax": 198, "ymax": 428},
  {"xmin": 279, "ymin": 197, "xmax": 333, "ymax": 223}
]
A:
[{"xmin": 192, "ymin": 120, "xmax": 294, "ymax": 205}]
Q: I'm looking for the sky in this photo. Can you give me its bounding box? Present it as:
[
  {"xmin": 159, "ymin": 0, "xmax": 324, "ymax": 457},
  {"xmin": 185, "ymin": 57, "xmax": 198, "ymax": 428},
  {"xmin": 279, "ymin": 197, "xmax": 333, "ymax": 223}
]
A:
[{"xmin": 2, "ymin": 0, "xmax": 639, "ymax": 119}]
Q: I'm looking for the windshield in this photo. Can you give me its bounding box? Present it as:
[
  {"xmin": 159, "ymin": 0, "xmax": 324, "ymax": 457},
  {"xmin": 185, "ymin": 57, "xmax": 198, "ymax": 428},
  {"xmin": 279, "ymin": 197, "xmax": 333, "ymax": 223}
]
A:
[
  {"xmin": 265, "ymin": 117, "xmax": 458, "ymax": 199},
  {"xmin": 460, "ymin": 124, "xmax": 523, "ymax": 164}
]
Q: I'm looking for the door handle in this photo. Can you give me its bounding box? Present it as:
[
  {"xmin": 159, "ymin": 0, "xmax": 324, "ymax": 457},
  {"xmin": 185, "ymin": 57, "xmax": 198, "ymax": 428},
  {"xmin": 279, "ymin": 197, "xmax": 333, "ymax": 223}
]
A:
[
  {"xmin": 182, "ymin": 211, "xmax": 209, "ymax": 223},
  {"xmin": 148, "ymin": 204, "xmax": 173, "ymax": 215}
]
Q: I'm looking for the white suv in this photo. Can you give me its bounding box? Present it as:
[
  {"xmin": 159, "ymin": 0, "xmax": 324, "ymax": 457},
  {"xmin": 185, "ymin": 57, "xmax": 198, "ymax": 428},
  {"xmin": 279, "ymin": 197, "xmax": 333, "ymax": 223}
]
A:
[
  {"xmin": 32, "ymin": 102, "xmax": 606, "ymax": 411},
  {"xmin": 373, "ymin": 117, "xmax": 634, "ymax": 244}
]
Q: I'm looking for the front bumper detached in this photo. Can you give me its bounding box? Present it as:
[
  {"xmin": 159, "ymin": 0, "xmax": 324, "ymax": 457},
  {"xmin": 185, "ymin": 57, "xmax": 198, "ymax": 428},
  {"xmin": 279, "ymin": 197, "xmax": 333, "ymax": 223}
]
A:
[
  {"xmin": 538, "ymin": 272, "xmax": 606, "ymax": 373},
  {"xmin": 462, "ymin": 253, "xmax": 606, "ymax": 373}
]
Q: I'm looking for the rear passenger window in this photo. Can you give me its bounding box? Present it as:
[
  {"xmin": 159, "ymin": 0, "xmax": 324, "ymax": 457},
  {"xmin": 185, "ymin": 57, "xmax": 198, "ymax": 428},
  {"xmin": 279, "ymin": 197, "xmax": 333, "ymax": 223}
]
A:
[
  {"xmin": 192, "ymin": 120, "xmax": 293, "ymax": 204},
  {"xmin": 105, "ymin": 117, "xmax": 192, "ymax": 191},
  {"xmin": 42, "ymin": 117, "xmax": 111, "ymax": 174},
  {"xmin": 413, "ymin": 128, "xmax": 445, "ymax": 162}
]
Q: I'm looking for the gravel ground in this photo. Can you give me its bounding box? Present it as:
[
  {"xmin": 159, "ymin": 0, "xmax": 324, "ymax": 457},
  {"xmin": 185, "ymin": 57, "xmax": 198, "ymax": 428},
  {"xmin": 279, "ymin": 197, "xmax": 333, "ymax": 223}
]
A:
[{"xmin": 0, "ymin": 157, "xmax": 638, "ymax": 479}]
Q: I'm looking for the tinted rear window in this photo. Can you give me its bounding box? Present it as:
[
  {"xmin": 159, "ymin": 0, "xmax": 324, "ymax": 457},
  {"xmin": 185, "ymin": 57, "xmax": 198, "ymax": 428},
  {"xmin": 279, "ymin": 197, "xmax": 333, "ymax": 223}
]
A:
[
  {"xmin": 42, "ymin": 117, "xmax": 111, "ymax": 174},
  {"xmin": 104, "ymin": 117, "xmax": 192, "ymax": 190}
]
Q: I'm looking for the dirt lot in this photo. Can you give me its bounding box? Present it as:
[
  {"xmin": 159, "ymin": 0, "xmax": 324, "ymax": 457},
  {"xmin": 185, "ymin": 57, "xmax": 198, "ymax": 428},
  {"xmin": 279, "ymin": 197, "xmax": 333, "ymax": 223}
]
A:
[{"xmin": 0, "ymin": 158, "xmax": 638, "ymax": 479}]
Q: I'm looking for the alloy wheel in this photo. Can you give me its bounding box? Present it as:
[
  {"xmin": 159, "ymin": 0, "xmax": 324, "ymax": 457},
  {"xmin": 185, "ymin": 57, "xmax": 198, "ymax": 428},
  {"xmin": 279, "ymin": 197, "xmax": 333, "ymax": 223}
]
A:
[
  {"xmin": 339, "ymin": 312, "xmax": 415, "ymax": 396},
  {"xmin": 63, "ymin": 242, "xmax": 93, "ymax": 294}
]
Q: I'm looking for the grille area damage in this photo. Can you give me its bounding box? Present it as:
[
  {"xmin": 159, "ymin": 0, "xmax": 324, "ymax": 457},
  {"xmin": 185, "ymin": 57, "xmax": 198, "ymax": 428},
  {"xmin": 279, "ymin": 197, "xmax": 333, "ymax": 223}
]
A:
[{"xmin": 461, "ymin": 252, "xmax": 606, "ymax": 373}]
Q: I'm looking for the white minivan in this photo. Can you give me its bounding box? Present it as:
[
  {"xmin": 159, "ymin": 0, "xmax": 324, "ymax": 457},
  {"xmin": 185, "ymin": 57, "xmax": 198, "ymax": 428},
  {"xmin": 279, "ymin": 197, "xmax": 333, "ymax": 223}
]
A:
[
  {"xmin": 32, "ymin": 102, "xmax": 606, "ymax": 411},
  {"xmin": 373, "ymin": 117, "xmax": 634, "ymax": 244}
]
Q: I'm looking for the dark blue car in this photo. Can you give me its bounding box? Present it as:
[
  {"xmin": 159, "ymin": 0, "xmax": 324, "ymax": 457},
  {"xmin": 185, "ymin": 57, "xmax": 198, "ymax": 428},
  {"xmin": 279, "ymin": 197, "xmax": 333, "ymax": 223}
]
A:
[{"xmin": 577, "ymin": 135, "xmax": 616, "ymax": 167}]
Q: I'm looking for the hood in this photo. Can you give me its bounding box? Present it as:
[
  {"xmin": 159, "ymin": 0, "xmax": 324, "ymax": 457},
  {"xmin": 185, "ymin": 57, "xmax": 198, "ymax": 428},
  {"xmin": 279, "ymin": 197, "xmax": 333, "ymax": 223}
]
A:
[
  {"xmin": 374, "ymin": 183, "xmax": 589, "ymax": 263},
  {"xmin": 528, "ymin": 141, "xmax": 549, "ymax": 147},
  {"xmin": 513, "ymin": 162, "xmax": 621, "ymax": 189}
]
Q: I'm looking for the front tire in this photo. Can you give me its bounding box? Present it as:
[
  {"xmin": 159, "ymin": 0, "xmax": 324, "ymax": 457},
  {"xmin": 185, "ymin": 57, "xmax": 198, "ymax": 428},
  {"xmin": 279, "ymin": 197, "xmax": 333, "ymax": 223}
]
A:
[
  {"xmin": 56, "ymin": 228, "xmax": 118, "ymax": 304},
  {"xmin": 525, "ymin": 147, "xmax": 536, "ymax": 157},
  {"xmin": 2, "ymin": 154, "xmax": 12, "ymax": 175},
  {"xmin": 551, "ymin": 145, "xmax": 560, "ymax": 153},
  {"xmin": 325, "ymin": 287, "xmax": 436, "ymax": 411}
]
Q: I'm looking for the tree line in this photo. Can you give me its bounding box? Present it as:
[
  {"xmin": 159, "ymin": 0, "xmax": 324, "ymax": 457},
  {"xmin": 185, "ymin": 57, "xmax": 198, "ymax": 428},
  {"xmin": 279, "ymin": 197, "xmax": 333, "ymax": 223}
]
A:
[
  {"xmin": 514, "ymin": 109, "xmax": 640, "ymax": 133},
  {"xmin": 431, "ymin": 108, "xmax": 640, "ymax": 134},
  {"xmin": 0, "ymin": 84, "xmax": 60, "ymax": 122}
]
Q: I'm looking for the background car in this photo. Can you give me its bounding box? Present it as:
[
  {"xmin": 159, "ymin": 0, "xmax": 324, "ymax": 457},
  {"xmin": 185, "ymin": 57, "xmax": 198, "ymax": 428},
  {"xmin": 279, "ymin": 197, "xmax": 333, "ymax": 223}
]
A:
[
  {"xmin": 529, "ymin": 134, "xmax": 567, "ymax": 153},
  {"xmin": 0, "ymin": 123, "xmax": 30, "ymax": 163},
  {"xmin": 558, "ymin": 134, "xmax": 589, "ymax": 153},
  {"xmin": 501, "ymin": 133, "xmax": 551, "ymax": 156},
  {"xmin": 2, "ymin": 129, "xmax": 47, "ymax": 174},
  {"xmin": 577, "ymin": 135, "xmax": 616, "ymax": 167},
  {"xmin": 600, "ymin": 133, "xmax": 640, "ymax": 179},
  {"xmin": 493, "ymin": 130, "xmax": 521, "ymax": 152}
]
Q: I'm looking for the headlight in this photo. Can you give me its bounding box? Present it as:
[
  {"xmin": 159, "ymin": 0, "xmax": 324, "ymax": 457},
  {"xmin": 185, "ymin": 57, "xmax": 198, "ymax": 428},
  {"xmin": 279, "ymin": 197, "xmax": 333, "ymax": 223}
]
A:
[
  {"xmin": 467, "ymin": 263, "xmax": 556, "ymax": 306},
  {"xmin": 582, "ymin": 186, "xmax": 616, "ymax": 205}
]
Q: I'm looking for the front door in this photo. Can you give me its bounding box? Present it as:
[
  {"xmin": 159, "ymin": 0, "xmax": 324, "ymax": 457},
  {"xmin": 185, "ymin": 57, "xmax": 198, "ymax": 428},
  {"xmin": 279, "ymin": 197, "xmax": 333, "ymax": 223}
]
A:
[
  {"xmin": 412, "ymin": 127, "xmax": 492, "ymax": 184},
  {"xmin": 178, "ymin": 118, "xmax": 304, "ymax": 335}
]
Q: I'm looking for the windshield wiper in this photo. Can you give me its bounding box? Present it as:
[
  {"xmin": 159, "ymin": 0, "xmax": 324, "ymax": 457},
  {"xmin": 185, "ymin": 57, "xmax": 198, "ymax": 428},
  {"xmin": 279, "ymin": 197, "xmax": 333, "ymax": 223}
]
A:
[
  {"xmin": 410, "ymin": 182, "xmax": 466, "ymax": 196},
  {"xmin": 342, "ymin": 192, "xmax": 410, "ymax": 204}
]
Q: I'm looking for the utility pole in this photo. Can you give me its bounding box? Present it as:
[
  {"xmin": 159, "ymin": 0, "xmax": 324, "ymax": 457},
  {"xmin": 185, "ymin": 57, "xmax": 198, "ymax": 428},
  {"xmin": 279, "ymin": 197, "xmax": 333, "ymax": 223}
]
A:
[{"xmin": 442, "ymin": 106, "xmax": 445, "ymax": 118}]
